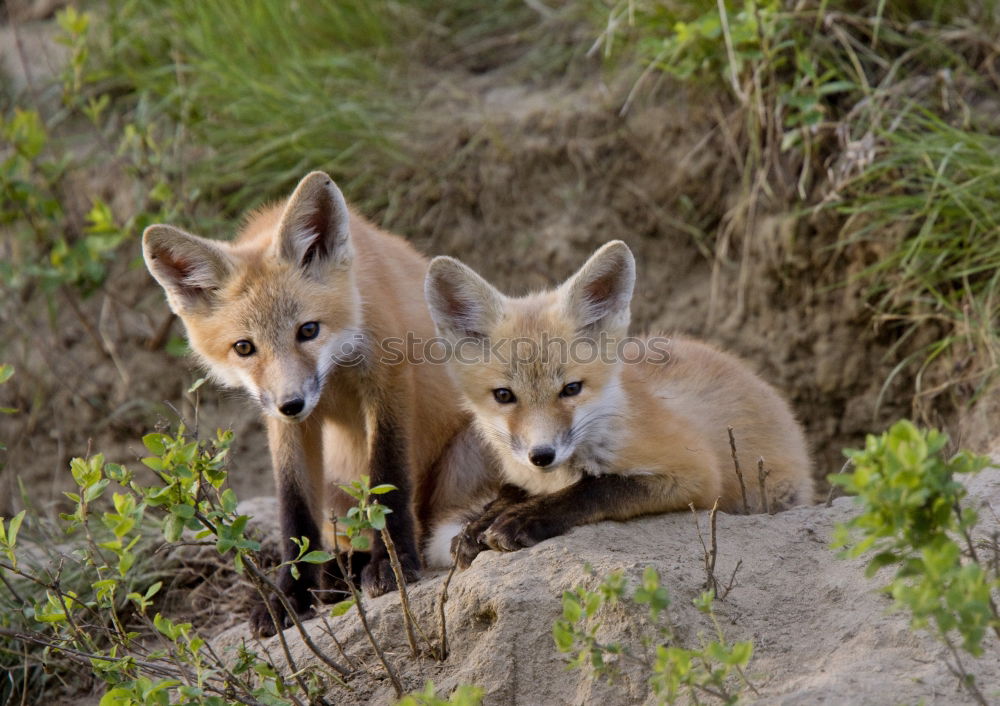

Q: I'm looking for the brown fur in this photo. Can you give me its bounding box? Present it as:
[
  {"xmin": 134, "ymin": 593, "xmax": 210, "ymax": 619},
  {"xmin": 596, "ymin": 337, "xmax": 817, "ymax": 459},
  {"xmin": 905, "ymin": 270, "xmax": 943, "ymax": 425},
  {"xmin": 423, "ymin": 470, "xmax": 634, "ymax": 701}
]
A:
[
  {"xmin": 143, "ymin": 172, "xmax": 493, "ymax": 635},
  {"xmin": 425, "ymin": 241, "xmax": 814, "ymax": 566}
]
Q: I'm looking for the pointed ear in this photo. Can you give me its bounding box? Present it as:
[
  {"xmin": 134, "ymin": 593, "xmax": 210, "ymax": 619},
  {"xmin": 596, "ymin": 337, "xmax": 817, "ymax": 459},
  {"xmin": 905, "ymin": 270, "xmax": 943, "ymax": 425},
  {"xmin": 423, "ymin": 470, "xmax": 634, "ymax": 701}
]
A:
[
  {"xmin": 425, "ymin": 257, "xmax": 505, "ymax": 339},
  {"xmin": 143, "ymin": 225, "xmax": 233, "ymax": 313},
  {"xmin": 275, "ymin": 171, "xmax": 352, "ymax": 271},
  {"xmin": 560, "ymin": 240, "xmax": 635, "ymax": 333}
]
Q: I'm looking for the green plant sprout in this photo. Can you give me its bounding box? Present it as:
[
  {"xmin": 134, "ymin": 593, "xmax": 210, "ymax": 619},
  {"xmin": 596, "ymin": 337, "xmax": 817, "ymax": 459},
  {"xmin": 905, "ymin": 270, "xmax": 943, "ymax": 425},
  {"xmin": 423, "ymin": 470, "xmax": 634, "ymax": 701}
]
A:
[
  {"xmin": 831, "ymin": 420, "xmax": 999, "ymax": 704},
  {"xmin": 553, "ymin": 565, "xmax": 755, "ymax": 704}
]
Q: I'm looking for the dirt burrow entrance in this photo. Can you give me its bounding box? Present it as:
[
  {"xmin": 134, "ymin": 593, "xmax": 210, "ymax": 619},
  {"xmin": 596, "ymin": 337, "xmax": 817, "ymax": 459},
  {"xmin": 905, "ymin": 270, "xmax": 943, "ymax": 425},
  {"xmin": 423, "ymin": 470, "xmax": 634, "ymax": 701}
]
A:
[{"xmin": 0, "ymin": 24, "xmax": 963, "ymax": 517}]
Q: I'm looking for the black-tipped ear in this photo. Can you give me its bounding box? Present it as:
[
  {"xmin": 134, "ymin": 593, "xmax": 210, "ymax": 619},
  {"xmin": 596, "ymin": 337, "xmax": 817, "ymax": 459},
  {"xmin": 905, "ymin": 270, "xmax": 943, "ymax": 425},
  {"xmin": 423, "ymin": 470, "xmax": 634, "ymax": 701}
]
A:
[
  {"xmin": 275, "ymin": 171, "xmax": 352, "ymax": 271},
  {"xmin": 143, "ymin": 225, "xmax": 233, "ymax": 313},
  {"xmin": 425, "ymin": 257, "xmax": 504, "ymax": 339},
  {"xmin": 560, "ymin": 241, "xmax": 635, "ymax": 333}
]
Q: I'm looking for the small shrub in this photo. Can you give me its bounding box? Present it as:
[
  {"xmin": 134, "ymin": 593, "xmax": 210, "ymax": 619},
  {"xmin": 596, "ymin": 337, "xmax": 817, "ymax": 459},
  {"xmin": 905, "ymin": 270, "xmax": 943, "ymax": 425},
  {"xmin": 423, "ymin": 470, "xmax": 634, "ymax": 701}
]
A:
[
  {"xmin": 553, "ymin": 566, "xmax": 754, "ymax": 704},
  {"xmin": 831, "ymin": 420, "xmax": 999, "ymax": 701}
]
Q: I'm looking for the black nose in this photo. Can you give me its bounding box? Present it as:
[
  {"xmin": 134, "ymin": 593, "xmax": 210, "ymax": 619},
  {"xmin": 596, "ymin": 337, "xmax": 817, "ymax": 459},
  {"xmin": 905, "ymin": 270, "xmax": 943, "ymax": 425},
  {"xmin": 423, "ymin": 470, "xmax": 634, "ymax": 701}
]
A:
[
  {"xmin": 528, "ymin": 446, "xmax": 556, "ymax": 467},
  {"xmin": 279, "ymin": 398, "xmax": 305, "ymax": 417}
]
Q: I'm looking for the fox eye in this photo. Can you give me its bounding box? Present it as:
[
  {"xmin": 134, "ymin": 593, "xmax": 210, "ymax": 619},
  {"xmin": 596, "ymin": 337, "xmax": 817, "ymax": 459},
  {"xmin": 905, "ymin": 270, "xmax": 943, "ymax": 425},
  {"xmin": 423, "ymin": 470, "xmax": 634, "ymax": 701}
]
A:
[
  {"xmin": 233, "ymin": 340, "xmax": 255, "ymax": 357},
  {"xmin": 560, "ymin": 381, "xmax": 583, "ymax": 397},
  {"xmin": 297, "ymin": 322, "xmax": 320, "ymax": 341},
  {"xmin": 493, "ymin": 388, "xmax": 517, "ymax": 404}
]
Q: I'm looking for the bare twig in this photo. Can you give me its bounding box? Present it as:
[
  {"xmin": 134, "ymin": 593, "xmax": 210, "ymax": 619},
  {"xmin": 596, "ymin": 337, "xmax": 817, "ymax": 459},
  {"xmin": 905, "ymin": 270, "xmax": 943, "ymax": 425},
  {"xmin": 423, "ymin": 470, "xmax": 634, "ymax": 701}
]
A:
[
  {"xmin": 727, "ymin": 426, "xmax": 750, "ymax": 514},
  {"xmin": 952, "ymin": 499, "xmax": 1000, "ymax": 641},
  {"xmin": 317, "ymin": 616, "xmax": 358, "ymax": 671},
  {"xmin": 991, "ymin": 531, "xmax": 1000, "ymax": 582},
  {"xmin": 242, "ymin": 569, "xmax": 309, "ymax": 706},
  {"xmin": 331, "ymin": 522, "xmax": 402, "ymax": 697},
  {"xmin": 826, "ymin": 459, "xmax": 853, "ymax": 507},
  {"xmin": 241, "ymin": 556, "xmax": 352, "ymax": 679},
  {"xmin": 941, "ymin": 632, "xmax": 989, "ymax": 706},
  {"xmin": 60, "ymin": 285, "xmax": 110, "ymax": 361},
  {"xmin": 690, "ymin": 499, "xmax": 721, "ymax": 595},
  {"xmin": 436, "ymin": 555, "xmax": 459, "ymax": 661},
  {"xmin": 187, "ymin": 506, "xmax": 351, "ymax": 679},
  {"xmin": 146, "ymin": 311, "xmax": 176, "ymax": 351},
  {"xmin": 0, "ymin": 568, "xmax": 27, "ymax": 605},
  {"xmin": 379, "ymin": 525, "xmax": 423, "ymax": 657},
  {"xmin": 757, "ymin": 457, "xmax": 771, "ymax": 515},
  {"xmin": 720, "ymin": 559, "xmax": 743, "ymax": 600}
]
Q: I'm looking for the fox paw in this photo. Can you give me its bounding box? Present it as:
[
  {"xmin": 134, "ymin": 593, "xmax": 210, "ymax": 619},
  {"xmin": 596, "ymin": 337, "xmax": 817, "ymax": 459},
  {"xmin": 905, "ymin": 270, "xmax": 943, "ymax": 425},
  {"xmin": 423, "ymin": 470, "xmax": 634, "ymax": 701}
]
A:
[
  {"xmin": 249, "ymin": 592, "xmax": 312, "ymax": 638},
  {"xmin": 451, "ymin": 525, "xmax": 488, "ymax": 569},
  {"xmin": 481, "ymin": 510, "xmax": 563, "ymax": 553},
  {"xmin": 361, "ymin": 553, "xmax": 421, "ymax": 597}
]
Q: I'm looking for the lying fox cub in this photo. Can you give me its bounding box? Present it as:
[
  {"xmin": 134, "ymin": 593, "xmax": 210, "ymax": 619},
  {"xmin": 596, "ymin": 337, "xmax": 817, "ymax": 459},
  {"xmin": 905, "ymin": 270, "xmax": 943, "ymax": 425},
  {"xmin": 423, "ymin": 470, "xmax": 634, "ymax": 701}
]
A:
[{"xmin": 424, "ymin": 241, "xmax": 815, "ymax": 567}]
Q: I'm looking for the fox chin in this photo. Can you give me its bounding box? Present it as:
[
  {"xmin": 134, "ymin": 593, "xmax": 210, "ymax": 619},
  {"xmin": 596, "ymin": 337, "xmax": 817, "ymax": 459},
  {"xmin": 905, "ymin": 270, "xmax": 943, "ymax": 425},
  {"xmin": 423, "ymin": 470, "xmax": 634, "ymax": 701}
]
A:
[{"xmin": 424, "ymin": 240, "xmax": 815, "ymax": 568}]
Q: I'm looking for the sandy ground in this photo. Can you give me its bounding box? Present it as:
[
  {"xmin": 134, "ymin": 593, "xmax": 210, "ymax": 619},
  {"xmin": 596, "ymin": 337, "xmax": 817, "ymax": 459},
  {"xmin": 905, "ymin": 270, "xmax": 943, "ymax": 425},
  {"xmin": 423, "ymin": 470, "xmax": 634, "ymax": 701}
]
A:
[{"xmin": 201, "ymin": 463, "xmax": 1000, "ymax": 705}]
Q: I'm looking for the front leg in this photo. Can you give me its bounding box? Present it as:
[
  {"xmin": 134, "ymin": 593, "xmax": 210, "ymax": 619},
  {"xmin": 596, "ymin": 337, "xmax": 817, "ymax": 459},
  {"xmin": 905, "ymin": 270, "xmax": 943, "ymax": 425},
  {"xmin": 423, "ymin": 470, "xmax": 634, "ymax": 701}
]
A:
[
  {"xmin": 250, "ymin": 420, "xmax": 323, "ymax": 637},
  {"xmin": 360, "ymin": 414, "xmax": 422, "ymax": 596},
  {"xmin": 451, "ymin": 484, "xmax": 530, "ymax": 569},
  {"xmin": 482, "ymin": 473, "xmax": 690, "ymax": 552}
]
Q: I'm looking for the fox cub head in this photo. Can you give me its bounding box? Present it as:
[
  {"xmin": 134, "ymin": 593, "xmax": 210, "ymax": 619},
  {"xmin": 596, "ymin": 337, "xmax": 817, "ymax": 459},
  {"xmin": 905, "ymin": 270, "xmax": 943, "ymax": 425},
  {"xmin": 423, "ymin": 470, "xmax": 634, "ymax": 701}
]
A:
[
  {"xmin": 425, "ymin": 241, "xmax": 636, "ymax": 488},
  {"xmin": 143, "ymin": 172, "xmax": 363, "ymax": 422}
]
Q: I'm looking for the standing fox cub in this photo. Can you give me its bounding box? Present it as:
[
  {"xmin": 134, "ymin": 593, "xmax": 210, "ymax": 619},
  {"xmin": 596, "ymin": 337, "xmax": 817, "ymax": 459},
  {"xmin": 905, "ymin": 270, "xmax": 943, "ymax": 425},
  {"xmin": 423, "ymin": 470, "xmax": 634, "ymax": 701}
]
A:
[
  {"xmin": 425, "ymin": 241, "xmax": 814, "ymax": 567},
  {"xmin": 143, "ymin": 172, "xmax": 484, "ymax": 636}
]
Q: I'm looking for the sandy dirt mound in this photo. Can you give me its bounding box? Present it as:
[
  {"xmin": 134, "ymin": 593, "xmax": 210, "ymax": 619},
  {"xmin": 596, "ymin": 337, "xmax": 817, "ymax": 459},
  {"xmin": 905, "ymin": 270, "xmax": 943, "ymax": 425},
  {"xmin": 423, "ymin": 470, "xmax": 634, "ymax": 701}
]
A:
[{"xmin": 209, "ymin": 467, "xmax": 1000, "ymax": 704}]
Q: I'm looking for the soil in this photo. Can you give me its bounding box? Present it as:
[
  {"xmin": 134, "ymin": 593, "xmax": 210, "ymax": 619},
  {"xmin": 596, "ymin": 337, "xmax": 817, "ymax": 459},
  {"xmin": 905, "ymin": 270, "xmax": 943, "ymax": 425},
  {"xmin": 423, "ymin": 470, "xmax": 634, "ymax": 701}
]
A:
[
  {"xmin": 210, "ymin": 464, "xmax": 1000, "ymax": 705},
  {"xmin": 1, "ymin": 12, "xmax": 987, "ymax": 514},
  {"xmin": 2, "ymin": 10, "xmax": 999, "ymax": 705}
]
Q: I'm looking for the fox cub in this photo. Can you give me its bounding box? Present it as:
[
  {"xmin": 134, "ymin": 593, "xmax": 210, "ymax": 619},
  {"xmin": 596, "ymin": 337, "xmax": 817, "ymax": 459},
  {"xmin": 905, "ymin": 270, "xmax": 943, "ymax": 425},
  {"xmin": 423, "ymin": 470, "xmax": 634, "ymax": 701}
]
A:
[
  {"xmin": 424, "ymin": 241, "xmax": 814, "ymax": 567},
  {"xmin": 143, "ymin": 172, "xmax": 486, "ymax": 635}
]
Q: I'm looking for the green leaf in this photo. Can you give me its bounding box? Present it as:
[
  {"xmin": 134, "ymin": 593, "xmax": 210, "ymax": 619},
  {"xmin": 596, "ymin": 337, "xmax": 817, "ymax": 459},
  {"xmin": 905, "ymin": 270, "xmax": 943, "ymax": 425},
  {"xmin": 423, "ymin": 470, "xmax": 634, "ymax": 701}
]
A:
[
  {"xmin": 552, "ymin": 620, "xmax": 574, "ymax": 652},
  {"xmin": 562, "ymin": 591, "xmax": 583, "ymax": 623},
  {"xmin": 172, "ymin": 503, "xmax": 195, "ymax": 519},
  {"xmin": 220, "ymin": 488, "xmax": 238, "ymax": 513},
  {"xmin": 301, "ymin": 550, "xmax": 333, "ymax": 564},
  {"xmin": 84, "ymin": 478, "xmax": 110, "ymax": 503},
  {"xmin": 350, "ymin": 534, "xmax": 371, "ymax": 551},
  {"xmin": 0, "ymin": 364, "xmax": 13, "ymax": 384},
  {"xmin": 329, "ymin": 598, "xmax": 355, "ymax": 617},
  {"xmin": 370, "ymin": 484, "xmax": 397, "ymax": 495},
  {"xmin": 142, "ymin": 433, "xmax": 169, "ymax": 455}
]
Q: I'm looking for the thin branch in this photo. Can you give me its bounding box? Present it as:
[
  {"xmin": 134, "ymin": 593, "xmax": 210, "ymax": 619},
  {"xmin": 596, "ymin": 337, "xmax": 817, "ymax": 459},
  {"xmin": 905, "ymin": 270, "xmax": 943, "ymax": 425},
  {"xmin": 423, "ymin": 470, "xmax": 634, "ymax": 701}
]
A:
[
  {"xmin": 331, "ymin": 522, "xmax": 402, "ymax": 698},
  {"xmin": 436, "ymin": 556, "xmax": 459, "ymax": 661},
  {"xmin": 826, "ymin": 459, "xmax": 853, "ymax": 507},
  {"xmin": 378, "ymin": 526, "xmax": 418, "ymax": 657},
  {"xmin": 952, "ymin": 499, "xmax": 1000, "ymax": 641},
  {"xmin": 242, "ymin": 568, "xmax": 309, "ymax": 706},
  {"xmin": 241, "ymin": 555, "xmax": 353, "ymax": 679},
  {"xmin": 720, "ymin": 559, "xmax": 743, "ymax": 601},
  {"xmin": 727, "ymin": 427, "xmax": 750, "ymax": 514},
  {"xmin": 941, "ymin": 632, "xmax": 989, "ymax": 706},
  {"xmin": 146, "ymin": 312, "xmax": 176, "ymax": 351},
  {"xmin": 187, "ymin": 506, "xmax": 352, "ymax": 678},
  {"xmin": 757, "ymin": 457, "xmax": 771, "ymax": 515},
  {"xmin": 0, "ymin": 568, "xmax": 27, "ymax": 605},
  {"xmin": 690, "ymin": 500, "xmax": 720, "ymax": 595}
]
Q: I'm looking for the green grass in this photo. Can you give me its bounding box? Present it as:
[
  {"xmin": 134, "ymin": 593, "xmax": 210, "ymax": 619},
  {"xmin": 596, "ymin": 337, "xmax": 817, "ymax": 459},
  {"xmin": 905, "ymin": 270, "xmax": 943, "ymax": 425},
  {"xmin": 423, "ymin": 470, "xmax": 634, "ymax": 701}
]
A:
[
  {"xmin": 837, "ymin": 112, "xmax": 1000, "ymax": 403},
  {"xmin": 589, "ymin": 0, "xmax": 1000, "ymax": 406},
  {"xmin": 87, "ymin": 0, "xmax": 555, "ymax": 217},
  {"xmin": 93, "ymin": 0, "xmax": 410, "ymax": 215}
]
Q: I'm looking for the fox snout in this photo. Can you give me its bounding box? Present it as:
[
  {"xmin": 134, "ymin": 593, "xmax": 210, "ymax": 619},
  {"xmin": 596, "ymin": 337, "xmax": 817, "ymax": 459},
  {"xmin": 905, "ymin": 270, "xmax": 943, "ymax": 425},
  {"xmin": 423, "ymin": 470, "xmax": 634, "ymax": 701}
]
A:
[
  {"xmin": 278, "ymin": 397, "xmax": 306, "ymax": 418},
  {"xmin": 263, "ymin": 389, "xmax": 315, "ymax": 422},
  {"xmin": 528, "ymin": 445, "xmax": 556, "ymax": 468},
  {"xmin": 258, "ymin": 373, "xmax": 321, "ymax": 423}
]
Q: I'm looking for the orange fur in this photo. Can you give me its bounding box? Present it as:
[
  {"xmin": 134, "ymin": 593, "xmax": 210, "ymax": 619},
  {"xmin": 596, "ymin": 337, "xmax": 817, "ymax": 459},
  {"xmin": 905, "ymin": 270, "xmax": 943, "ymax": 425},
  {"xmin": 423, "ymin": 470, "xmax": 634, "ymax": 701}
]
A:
[
  {"xmin": 426, "ymin": 240, "xmax": 814, "ymax": 540},
  {"xmin": 143, "ymin": 172, "xmax": 494, "ymax": 632}
]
